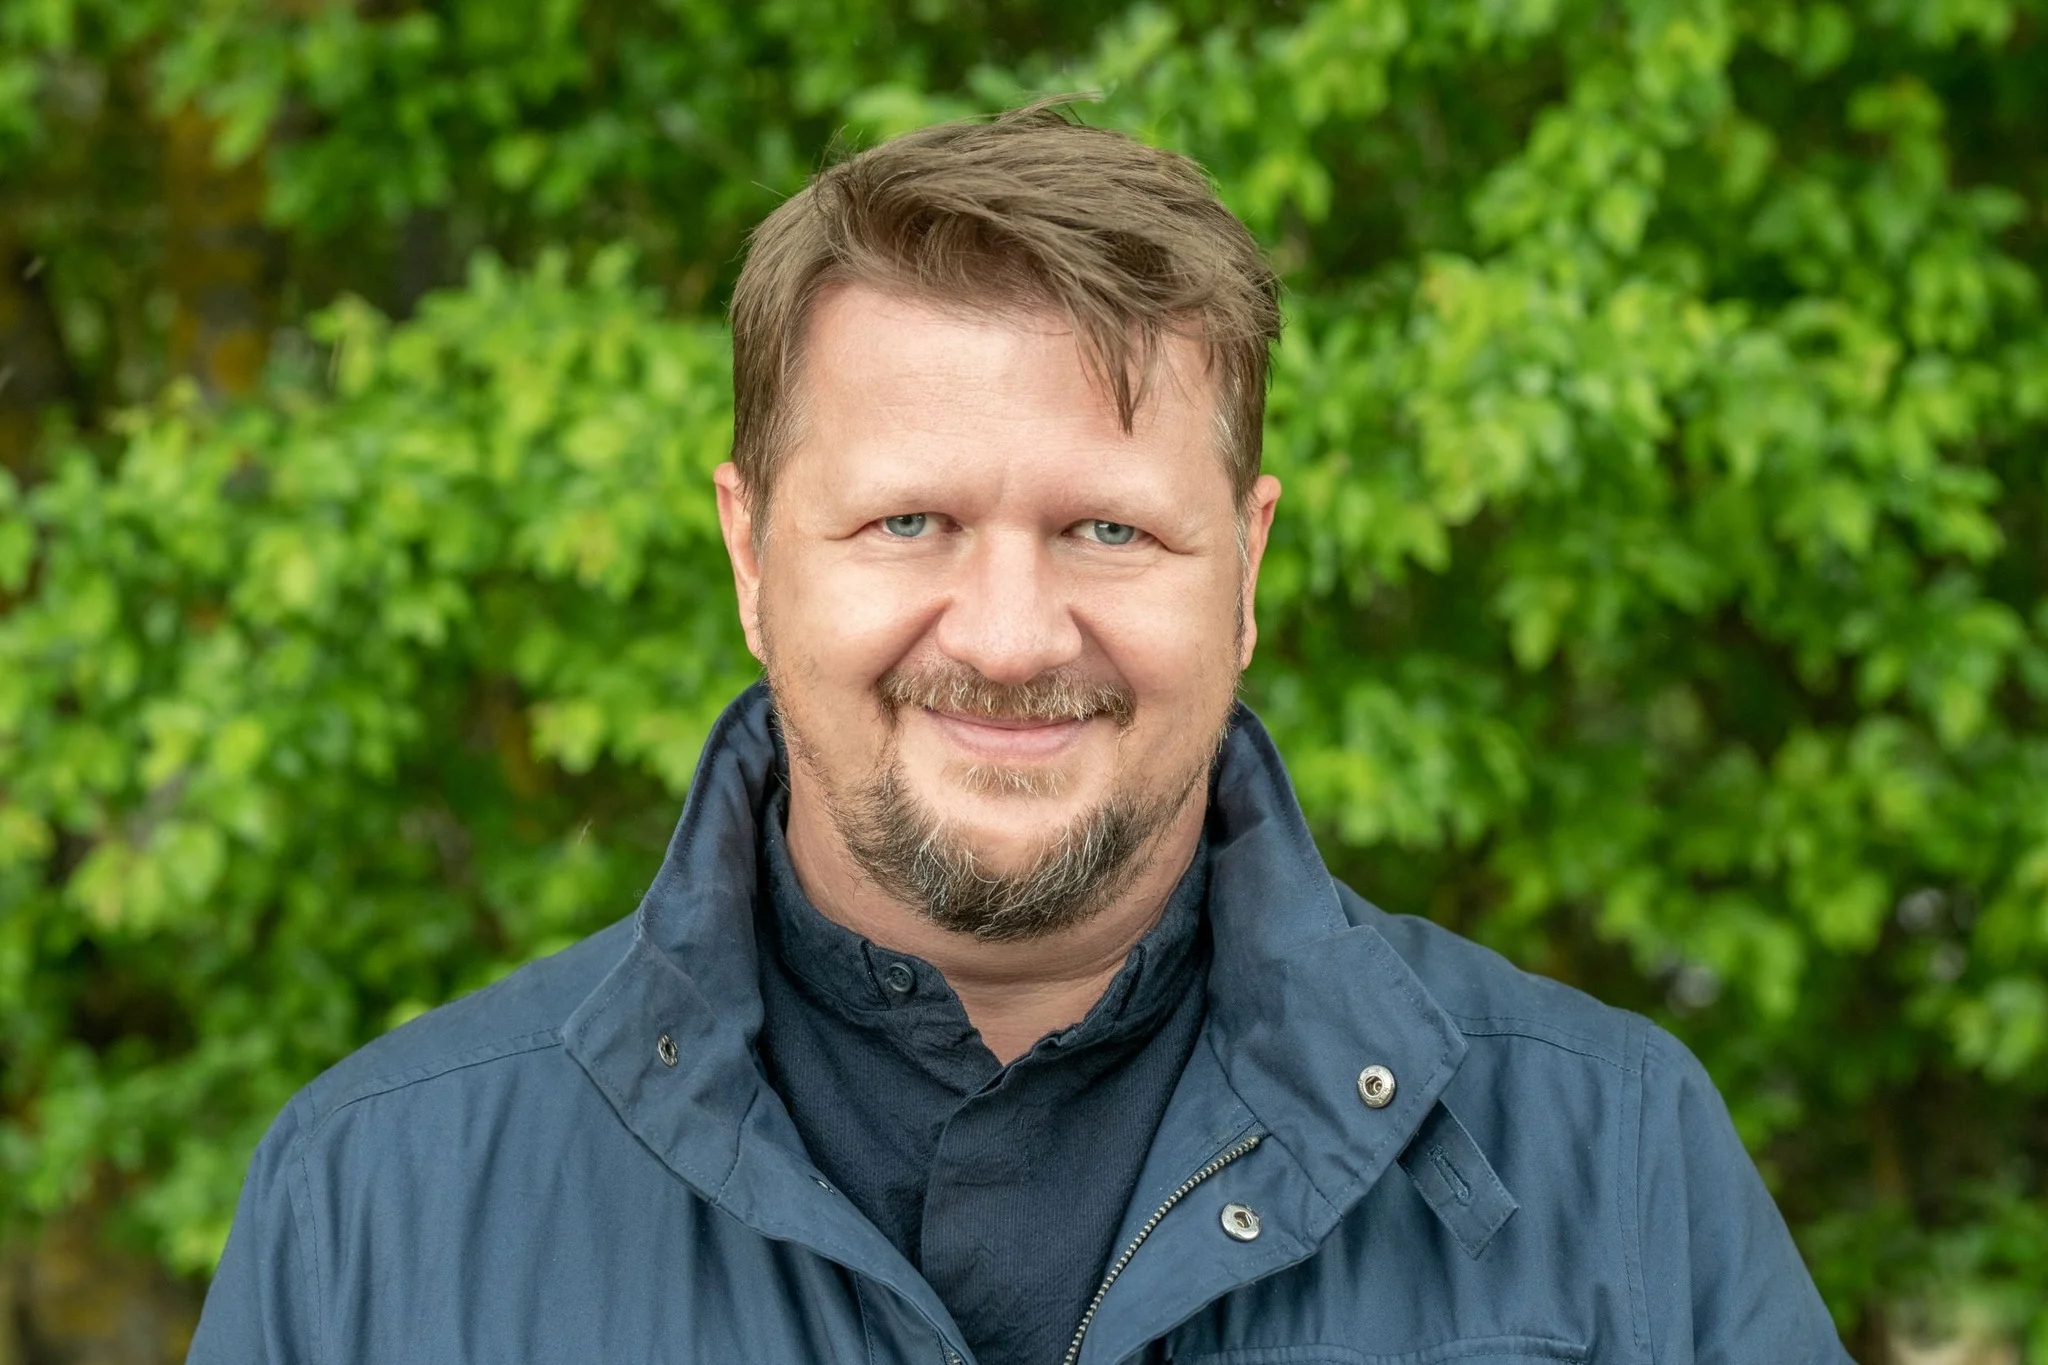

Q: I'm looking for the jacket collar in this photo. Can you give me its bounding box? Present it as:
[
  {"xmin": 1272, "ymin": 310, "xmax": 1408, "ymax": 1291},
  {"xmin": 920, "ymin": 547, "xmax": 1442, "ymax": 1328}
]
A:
[
  {"xmin": 563, "ymin": 685, "xmax": 964, "ymax": 1346},
  {"xmin": 1064, "ymin": 707, "xmax": 1472, "ymax": 1365},
  {"xmin": 1197, "ymin": 703, "xmax": 1468, "ymax": 1216},
  {"xmin": 563, "ymin": 684, "xmax": 1469, "ymax": 1347}
]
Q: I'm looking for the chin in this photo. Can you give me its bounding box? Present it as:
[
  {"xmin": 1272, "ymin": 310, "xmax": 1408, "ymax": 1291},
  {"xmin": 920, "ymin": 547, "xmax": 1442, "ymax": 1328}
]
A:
[{"xmin": 940, "ymin": 817, "xmax": 1088, "ymax": 878}]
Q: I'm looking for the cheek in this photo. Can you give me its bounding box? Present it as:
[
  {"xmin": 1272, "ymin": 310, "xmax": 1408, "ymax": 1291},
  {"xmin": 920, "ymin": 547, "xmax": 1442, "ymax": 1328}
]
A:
[
  {"xmin": 762, "ymin": 551, "xmax": 939, "ymax": 692},
  {"xmin": 1087, "ymin": 568, "xmax": 1244, "ymax": 705}
]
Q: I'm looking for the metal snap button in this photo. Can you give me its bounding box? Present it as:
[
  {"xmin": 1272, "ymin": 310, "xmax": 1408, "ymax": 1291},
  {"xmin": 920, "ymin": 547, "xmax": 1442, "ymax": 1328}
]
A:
[
  {"xmin": 1356, "ymin": 1064, "xmax": 1395, "ymax": 1108},
  {"xmin": 656, "ymin": 1033, "xmax": 679, "ymax": 1067},
  {"xmin": 1219, "ymin": 1202, "xmax": 1262, "ymax": 1241},
  {"xmin": 884, "ymin": 962, "xmax": 915, "ymax": 994}
]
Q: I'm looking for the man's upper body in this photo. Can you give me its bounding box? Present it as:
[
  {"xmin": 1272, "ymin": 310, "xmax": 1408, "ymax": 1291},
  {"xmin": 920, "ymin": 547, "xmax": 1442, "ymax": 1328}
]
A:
[
  {"xmin": 190, "ymin": 106, "xmax": 1852, "ymax": 1363},
  {"xmin": 189, "ymin": 688, "xmax": 1846, "ymax": 1364}
]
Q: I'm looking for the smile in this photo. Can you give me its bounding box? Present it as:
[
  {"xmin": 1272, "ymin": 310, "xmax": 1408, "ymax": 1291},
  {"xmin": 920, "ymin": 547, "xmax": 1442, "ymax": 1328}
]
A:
[{"xmin": 922, "ymin": 708, "xmax": 1095, "ymax": 762}]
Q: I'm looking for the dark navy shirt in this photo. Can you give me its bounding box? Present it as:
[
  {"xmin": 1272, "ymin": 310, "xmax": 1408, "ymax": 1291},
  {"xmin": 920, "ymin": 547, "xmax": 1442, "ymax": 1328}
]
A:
[{"xmin": 753, "ymin": 785, "xmax": 1210, "ymax": 1365}]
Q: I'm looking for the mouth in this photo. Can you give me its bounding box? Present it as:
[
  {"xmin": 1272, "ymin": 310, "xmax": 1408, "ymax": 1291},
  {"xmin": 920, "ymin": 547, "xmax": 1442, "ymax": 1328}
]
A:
[{"xmin": 922, "ymin": 708, "xmax": 1097, "ymax": 762}]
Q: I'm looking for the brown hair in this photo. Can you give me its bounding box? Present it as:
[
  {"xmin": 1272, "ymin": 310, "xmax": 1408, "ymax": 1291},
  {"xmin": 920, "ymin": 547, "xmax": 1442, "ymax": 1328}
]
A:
[{"xmin": 728, "ymin": 101, "xmax": 1281, "ymax": 515}]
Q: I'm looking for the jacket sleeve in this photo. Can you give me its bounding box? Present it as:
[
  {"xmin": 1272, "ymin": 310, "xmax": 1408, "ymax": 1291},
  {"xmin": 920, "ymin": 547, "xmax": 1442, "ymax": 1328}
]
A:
[
  {"xmin": 187, "ymin": 1094, "xmax": 319, "ymax": 1364},
  {"xmin": 1635, "ymin": 1025, "xmax": 1852, "ymax": 1364}
]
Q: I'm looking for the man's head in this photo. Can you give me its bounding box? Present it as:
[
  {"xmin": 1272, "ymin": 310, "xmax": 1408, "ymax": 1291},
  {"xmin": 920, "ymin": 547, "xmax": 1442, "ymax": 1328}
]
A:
[{"xmin": 714, "ymin": 103, "xmax": 1283, "ymax": 943}]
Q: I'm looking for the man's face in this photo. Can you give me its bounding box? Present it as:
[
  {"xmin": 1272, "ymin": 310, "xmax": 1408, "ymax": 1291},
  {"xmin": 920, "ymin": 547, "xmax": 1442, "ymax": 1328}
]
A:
[{"xmin": 716, "ymin": 285, "xmax": 1279, "ymax": 940}]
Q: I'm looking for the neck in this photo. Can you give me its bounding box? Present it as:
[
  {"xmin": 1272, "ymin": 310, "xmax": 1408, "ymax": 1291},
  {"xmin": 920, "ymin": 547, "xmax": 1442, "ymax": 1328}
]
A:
[{"xmin": 783, "ymin": 787, "xmax": 1206, "ymax": 1065}]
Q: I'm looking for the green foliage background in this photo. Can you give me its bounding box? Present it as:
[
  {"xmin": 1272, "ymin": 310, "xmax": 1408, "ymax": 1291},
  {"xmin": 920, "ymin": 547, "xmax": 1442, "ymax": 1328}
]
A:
[{"xmin": 3, "ymin": 0, "xmax": 2046, "ymax": 1356}]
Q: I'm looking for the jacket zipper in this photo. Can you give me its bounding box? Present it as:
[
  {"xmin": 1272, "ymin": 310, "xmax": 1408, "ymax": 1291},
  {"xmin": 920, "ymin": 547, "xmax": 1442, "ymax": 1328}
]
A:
[{"xmin": 1060, "ymin": 1132, "xmax": 1264, "ymax": 1365}]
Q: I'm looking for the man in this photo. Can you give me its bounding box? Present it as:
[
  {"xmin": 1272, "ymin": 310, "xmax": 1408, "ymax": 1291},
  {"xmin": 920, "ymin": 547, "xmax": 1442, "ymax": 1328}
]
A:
[{"xmin": 191, "ymin": 106, "xmax": 1851, "ymax": 1364}]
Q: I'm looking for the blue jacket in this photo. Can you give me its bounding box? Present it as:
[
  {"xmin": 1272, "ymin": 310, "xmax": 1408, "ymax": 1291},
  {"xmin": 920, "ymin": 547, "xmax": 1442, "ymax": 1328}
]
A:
[{"xmin": 190, "ymin": 687, "xmax": 1852, "ymax": 1364}]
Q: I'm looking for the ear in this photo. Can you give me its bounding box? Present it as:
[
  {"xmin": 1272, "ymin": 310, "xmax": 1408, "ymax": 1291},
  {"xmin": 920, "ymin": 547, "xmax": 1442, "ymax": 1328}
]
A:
[
  {"xmin": 713, "ymin": 462, "xmax": 766, "ymax": 663},
  {"xmin": 1236, "ymin": 474, "xmax": 1282, "ymax": 670}
]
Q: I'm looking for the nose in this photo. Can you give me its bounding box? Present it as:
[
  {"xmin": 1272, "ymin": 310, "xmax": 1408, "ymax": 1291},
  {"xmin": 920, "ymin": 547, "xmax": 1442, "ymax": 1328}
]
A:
[{"xmin": 930, "ymin": 528, "xmax": 1083, "ymax": 684}]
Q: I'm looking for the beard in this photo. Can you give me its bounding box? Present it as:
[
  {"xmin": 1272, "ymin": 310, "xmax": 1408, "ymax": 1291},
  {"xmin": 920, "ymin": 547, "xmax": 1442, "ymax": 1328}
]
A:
[{"xmin": 771, "ymin": 659, "xmax": 1226, "ymax": 944}]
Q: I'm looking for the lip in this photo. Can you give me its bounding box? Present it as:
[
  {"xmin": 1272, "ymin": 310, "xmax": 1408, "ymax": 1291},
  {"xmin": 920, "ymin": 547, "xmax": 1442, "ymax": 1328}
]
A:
[{"xmin": 922, "ymin": 708, "xmax": 1092, "ymax": 761}]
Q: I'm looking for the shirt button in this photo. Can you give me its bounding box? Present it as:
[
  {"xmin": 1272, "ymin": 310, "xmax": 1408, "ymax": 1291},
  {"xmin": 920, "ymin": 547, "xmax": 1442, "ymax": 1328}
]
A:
[
  {"xmin": 1356, "ymin": 1064, "xmax": 1396, "ymax": 1108},
  {"xmin": 884, "ymin": 962, "xmax": 916, "ymax": 995},
  {"xmin": 656, "ymin": 1033, "xmax": 679, "ymax": 1067},
  {"xmin": 1220, "ymin": 1202, "xmax": 1262, "ymax": 1241}
]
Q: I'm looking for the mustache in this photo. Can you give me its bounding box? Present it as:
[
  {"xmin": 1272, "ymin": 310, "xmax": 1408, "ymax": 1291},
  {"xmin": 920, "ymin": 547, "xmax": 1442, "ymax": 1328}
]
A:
[{"xmin": 877, "ymin": 664, "xmax": 1137, "ymax": 729}]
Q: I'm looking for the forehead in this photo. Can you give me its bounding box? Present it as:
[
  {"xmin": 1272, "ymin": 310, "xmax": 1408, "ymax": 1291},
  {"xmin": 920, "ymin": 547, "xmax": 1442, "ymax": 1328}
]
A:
[{"xmin": 786, "ymin": 284, "xmax": 1223, "ymax": 466}]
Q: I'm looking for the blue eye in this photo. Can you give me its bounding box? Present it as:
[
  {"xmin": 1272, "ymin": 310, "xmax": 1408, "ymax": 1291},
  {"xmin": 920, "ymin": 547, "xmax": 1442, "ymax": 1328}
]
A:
[
  {"xmin": 881, "ymin": 514, "xmax": 928, "ymax": 537},
  {"xmin": 1087, "ymin": 520, "xmax": 1137, "ymax": 545}
]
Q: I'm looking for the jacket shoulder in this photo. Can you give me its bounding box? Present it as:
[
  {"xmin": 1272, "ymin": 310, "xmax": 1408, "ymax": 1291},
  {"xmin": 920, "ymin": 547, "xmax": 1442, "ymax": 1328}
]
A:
[
  {"xmin": 294, "ymin": 914, "xmax": 637, "ymax": 1131},
  {"xmin": 1335, "ymin": 881, "xmax": 1640, "ymax": 1070}
]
